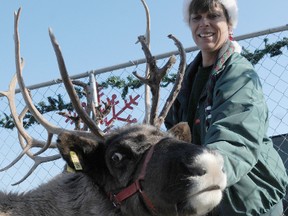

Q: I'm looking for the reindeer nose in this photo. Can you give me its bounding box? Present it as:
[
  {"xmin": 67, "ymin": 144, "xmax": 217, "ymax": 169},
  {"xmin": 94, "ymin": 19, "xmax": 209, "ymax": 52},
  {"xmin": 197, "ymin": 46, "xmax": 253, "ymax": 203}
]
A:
[
  {"xmin": 182, "ymin": 162, "xmax": 207, "ymax": 176},
  {"xmin": 190, "ymin": 167, "xmax": 207, "ymax": 177}
]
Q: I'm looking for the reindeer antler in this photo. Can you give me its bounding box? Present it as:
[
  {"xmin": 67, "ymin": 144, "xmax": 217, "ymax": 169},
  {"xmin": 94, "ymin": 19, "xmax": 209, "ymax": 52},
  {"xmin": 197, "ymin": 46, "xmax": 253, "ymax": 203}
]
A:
[
  {"xmin": 1, "ymin": 5, "xmax": 186, "ymax": 185},
  {"xmin": 48, "ymin": 29, "xmax": 105, "ymax": 138},
  {"xmin": 133, "ymin": 35, "xmax": 186, "ymax": 128},
  {"xmin": 140, "ymin": 0, "xmax": 152, "ymax": 124},
  {"xmin": 157, "ymin": 34, "xmax": 186, "ymax": 126},
  {"xmin": 0, "ymin": 73, "xmax": 61, "ymax": 186},
  {"xmin": 14, "ymin": 8, "xmax": 105, "ymax": 141},
  {"xmin": 0, "ymin": 7, "xmax": 105, "ymax": 185}
]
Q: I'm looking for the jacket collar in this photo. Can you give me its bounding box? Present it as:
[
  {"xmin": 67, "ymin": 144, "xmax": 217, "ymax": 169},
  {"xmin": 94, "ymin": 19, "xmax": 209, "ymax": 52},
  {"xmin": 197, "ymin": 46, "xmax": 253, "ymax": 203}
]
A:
[
  {"xmin": 191, "ymin": 40, "xmax": 236, "ymax": 73},
  {"xmin": 211, "ymin": 40, "xmax": 236, "ymax": 76},
  {"xmin": 177, "ymin": 40, "xmax": 238, "ymax": 115}
]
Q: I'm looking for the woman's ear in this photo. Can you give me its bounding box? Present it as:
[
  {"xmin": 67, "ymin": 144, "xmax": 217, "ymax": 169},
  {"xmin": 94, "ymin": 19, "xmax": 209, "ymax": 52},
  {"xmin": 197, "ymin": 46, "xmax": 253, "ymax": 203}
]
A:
[{"xmin": 228, "ymin": 26, "xmax": 233, "ymax": 40}]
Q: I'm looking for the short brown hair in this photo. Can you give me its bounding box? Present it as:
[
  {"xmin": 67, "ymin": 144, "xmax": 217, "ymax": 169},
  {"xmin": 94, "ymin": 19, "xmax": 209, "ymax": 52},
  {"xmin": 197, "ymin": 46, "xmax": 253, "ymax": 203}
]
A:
[{"xmin": 188, "ymin": 0, "xmax": 230, "ymax": 24}]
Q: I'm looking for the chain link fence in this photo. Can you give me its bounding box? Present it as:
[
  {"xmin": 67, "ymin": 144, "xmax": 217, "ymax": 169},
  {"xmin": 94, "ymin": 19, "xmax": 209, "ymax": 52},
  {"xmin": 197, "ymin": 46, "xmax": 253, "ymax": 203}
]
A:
[{"xmin": 1, "ymin": 25, "xmax": 288, "ymax": 213}]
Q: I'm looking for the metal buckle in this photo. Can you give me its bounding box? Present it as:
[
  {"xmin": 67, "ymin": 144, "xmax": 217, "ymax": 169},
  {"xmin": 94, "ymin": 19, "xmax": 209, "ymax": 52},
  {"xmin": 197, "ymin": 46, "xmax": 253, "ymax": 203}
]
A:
[{"xmin": 110, "ymin": 194, "xmax": 121, "ymax": 208}]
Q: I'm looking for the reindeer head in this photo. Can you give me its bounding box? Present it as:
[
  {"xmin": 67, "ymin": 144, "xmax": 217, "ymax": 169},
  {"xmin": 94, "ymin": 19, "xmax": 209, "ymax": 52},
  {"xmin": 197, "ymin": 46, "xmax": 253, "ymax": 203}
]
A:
[{"xmin": 57, "ymin": 123, "xmax": 226, "ymax": 216}]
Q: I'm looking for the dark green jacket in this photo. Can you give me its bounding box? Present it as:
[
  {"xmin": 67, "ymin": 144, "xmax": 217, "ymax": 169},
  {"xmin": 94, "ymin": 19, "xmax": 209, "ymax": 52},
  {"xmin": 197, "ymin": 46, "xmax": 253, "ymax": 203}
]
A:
[{"xmin": 165, "ymin": 41, "xmax": 288, "ymax": 215}]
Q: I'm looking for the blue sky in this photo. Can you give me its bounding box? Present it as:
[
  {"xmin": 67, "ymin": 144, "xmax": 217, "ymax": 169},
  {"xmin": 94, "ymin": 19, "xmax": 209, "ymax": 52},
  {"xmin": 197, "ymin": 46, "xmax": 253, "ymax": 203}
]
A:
[{"xmin": 0, "ymin": 0, "xmax": 288, "ymax": 89}]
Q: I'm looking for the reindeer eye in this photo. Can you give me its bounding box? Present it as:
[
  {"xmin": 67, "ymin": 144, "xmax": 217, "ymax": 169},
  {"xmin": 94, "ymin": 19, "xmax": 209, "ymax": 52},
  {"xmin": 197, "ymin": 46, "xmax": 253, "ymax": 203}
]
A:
[{"xmin": 111, "ymin": 152, "xmax": 124, "ymax": 163}]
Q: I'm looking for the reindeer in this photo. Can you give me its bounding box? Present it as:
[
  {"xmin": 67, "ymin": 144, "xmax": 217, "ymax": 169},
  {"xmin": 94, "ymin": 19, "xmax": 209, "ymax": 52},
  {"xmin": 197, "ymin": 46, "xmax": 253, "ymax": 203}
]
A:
[{"xmin": 0, "ymin": 8, "xmax": 227, "ymax": 216}]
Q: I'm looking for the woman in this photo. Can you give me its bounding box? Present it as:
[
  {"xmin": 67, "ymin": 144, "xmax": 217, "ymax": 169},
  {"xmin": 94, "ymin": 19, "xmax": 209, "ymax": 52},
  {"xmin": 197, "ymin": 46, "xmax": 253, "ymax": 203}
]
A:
[{"xmin": 165, "ymin": 0, "xmax": 288, "ymax": 215}]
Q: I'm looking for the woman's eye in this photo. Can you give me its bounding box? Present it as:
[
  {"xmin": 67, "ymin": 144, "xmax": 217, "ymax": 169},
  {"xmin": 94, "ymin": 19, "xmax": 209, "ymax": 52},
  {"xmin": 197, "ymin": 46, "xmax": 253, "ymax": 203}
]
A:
[
  {"xmin": 190, "ymin": 15, "xmax": 201, "ymax": 22},
  {"xmin": 111, "ymin": 152, "xmax": 124, "ymax": 163},
  {"xmin": 208, "ymin": 13, "xmax": 221, "ymax": 19}
]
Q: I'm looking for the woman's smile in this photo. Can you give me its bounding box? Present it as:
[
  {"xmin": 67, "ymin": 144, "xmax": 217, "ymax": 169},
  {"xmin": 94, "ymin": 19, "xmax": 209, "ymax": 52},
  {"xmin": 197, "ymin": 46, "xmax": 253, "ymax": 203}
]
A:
[{"xmin": 198, "ymin": 32, "xmax": 215, "ymax": 38}]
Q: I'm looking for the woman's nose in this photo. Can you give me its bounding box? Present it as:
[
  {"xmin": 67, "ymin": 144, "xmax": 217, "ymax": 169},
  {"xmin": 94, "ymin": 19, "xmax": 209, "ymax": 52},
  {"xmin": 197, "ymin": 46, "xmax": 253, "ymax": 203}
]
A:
[{"xmin": 199, "ymin": 17, "xmax": 209, "ymax": 27}]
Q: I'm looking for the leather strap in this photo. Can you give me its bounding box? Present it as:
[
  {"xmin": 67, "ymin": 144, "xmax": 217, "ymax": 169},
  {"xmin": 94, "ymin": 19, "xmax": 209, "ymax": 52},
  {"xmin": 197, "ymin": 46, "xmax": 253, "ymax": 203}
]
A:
[{"xmin": 109, "ymin": 144, "xmax": 157, "ymax": 215}]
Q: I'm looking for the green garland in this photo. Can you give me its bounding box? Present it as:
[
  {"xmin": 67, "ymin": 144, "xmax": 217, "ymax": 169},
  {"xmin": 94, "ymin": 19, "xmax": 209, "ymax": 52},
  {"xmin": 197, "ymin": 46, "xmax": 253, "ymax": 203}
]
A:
[{"xmin": 1, "ymin": 38, "xmax": 287, "ymax": 129}]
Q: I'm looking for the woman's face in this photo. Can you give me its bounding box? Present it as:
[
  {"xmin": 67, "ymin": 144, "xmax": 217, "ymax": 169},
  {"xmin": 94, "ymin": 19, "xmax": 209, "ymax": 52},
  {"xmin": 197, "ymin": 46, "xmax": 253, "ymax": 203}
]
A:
[{"xmin": 189, "ymin": 4, "xmax": 231, "ymax": 56}]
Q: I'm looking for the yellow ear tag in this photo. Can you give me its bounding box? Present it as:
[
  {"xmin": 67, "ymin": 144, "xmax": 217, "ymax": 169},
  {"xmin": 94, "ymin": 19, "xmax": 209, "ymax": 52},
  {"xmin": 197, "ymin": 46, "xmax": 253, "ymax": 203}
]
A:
[{"xmin": 70, "ymin": 151, "xmax": 83, "ymax": 171}]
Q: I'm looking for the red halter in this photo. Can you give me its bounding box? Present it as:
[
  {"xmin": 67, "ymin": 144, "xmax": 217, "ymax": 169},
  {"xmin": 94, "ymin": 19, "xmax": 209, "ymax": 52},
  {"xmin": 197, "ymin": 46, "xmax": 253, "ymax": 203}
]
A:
[{"xmin": 109, "ymin": 143, "xmax": 157, "ymax": 215}]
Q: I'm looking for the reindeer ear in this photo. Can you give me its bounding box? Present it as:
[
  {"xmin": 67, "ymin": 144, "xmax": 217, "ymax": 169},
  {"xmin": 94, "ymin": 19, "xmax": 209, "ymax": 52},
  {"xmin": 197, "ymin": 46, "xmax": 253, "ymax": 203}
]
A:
[
  {"xmin": 57, "ymin": 132, "xmax": 102, "ymax": 171},
  {"xmin": 168, "ymin": 122, "xmax": 192, "ymax": 143}
]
